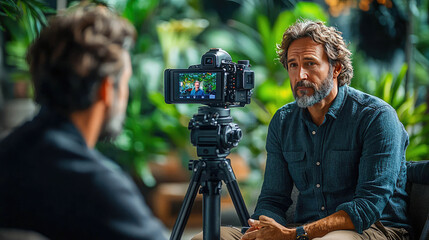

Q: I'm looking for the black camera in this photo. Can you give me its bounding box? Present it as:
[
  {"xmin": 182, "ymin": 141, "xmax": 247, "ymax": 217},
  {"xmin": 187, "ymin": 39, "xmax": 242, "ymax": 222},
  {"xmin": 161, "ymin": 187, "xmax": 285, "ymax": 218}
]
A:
[{"xmin": 164, "ymin": 48, "xmax": 255, "ymax": 107}]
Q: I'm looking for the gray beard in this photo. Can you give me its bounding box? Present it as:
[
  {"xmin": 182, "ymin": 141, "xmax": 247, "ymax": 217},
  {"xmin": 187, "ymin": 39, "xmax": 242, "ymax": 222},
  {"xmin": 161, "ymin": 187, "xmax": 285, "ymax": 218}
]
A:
[{"xmin": 293, "ymin": 67, "xmax": 334, "ymax": 108}]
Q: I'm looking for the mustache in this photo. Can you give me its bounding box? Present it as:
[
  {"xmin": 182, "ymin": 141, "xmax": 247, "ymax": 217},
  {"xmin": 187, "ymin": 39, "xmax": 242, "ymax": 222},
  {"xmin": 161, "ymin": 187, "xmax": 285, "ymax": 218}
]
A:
[{"xmin": 295, "ymin": 80, "xmax": 316, "ymax": 91}]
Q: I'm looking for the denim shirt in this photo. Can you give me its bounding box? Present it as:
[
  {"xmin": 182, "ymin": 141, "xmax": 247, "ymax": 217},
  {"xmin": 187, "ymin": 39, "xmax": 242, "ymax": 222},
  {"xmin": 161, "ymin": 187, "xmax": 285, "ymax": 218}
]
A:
[{"xmin": 252, "ymin": 85, "xmax": 410, "ymax": 234}]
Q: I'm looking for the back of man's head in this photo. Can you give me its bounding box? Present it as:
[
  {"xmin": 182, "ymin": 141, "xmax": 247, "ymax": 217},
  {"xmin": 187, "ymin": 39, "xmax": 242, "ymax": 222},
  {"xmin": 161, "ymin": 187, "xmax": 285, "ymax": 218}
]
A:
[{"xmin": 27, "ymin": 3, "xmax": 136, "ymax": 114}]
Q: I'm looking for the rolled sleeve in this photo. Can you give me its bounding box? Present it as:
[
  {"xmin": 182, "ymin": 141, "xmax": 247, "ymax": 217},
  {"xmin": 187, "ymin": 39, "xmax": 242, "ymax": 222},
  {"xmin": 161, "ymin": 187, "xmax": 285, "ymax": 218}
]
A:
[{"xmin": 336, "ymin": 106, "xmax": 408, "ymax": 233}]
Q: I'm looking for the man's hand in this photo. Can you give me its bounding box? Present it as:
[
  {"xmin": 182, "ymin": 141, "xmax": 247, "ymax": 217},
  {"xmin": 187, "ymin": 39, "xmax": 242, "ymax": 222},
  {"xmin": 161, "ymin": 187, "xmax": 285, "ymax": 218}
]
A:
[{"xmin": 241, "ymin": 215, "xmax": 296, "ymax": 240}]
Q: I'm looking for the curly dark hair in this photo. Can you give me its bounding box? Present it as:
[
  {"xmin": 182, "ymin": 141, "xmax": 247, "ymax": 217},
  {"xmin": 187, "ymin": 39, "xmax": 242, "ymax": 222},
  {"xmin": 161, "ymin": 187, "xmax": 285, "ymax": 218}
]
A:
[
  {"xmin": 277, "ymin": 19, "xmax": 353, "ymax": 86},
  {"xmin": 27, "ymin": 3, "xmax": 136, "ymax": 113}
]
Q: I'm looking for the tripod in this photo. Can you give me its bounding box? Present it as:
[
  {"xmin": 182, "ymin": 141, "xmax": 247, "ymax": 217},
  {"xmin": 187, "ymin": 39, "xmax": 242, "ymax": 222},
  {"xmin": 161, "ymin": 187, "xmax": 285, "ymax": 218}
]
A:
[{"xmin": 170, "ymin": 106, "xmax": 250, "ymax": 240}]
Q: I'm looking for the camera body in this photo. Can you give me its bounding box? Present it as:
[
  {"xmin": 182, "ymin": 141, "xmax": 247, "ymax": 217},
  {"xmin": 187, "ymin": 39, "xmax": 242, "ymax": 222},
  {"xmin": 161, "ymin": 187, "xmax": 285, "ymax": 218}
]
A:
[{"xmin": 164, "ymin": 48, "xmax": 254, "ymax": 107}]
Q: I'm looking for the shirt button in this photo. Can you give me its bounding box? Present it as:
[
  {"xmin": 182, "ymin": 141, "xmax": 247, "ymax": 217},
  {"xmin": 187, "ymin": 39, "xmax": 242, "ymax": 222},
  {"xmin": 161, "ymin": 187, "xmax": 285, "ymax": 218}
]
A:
[
  {"xmin": 321, "ymin": 206, "xmax": 325, "ymax": 211},
  {"xmin": 312, "ymin": 131, "xmax": 316, "ymax": 135},
  {"xmin": 316, "ymin": 161, "xmax": 320, "ymax": 166},
  {"xmin": 316, "ymin": 184, "xmax": 321, "ymax": 188}
]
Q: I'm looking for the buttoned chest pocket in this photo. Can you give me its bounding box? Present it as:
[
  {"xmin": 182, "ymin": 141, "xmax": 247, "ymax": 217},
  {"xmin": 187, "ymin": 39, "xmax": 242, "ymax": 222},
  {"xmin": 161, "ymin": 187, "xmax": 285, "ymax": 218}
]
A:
[
  {"xmin": 325, "ymin": 150, "xmax": 360, "ymax": 191},
  {"xmin": 283, "ymin": 151, "xmax": 308, "ymax": 191}
]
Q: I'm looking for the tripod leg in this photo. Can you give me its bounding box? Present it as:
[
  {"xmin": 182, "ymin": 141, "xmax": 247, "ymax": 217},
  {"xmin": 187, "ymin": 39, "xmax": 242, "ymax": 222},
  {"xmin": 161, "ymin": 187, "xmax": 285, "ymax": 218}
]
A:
[
  {"xmin": 202, "ymin": 181, "xmax": 222, "ymax": 240},
  {"xmin": 170, "ymin": 161, "xmax": 204, "ymax": 240},
  {"xmin": 226, "ymin": 180, "xmax": 250, "ymax": 228},
  {"xmin": 221, "ymin": 160, "xmax": 250, "ymax": 228}
]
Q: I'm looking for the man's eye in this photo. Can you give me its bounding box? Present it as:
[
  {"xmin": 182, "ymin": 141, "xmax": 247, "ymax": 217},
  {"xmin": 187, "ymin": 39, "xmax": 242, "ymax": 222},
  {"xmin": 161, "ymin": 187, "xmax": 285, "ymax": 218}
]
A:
[
  {"xmin": 289, "ymin": 63, "xmax": 297, "ymax": 68},
  {"xmin": 307, "ymin": 62, "xmax": 316, "ymax": 66}
]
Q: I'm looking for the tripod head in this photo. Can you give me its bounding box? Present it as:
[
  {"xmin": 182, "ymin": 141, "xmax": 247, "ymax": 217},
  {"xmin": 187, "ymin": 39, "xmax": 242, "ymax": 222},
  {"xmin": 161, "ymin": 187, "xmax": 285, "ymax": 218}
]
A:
[{"xmin": 188, "ymin": 106, "xmax": 242, "ymax": 159}]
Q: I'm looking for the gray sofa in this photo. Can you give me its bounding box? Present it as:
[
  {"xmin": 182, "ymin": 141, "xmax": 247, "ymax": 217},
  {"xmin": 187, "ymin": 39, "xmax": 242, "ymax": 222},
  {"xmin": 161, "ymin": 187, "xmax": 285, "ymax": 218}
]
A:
[{"xmin": 407, "ymin": 160, "xmax": 429, "ymax": 240}]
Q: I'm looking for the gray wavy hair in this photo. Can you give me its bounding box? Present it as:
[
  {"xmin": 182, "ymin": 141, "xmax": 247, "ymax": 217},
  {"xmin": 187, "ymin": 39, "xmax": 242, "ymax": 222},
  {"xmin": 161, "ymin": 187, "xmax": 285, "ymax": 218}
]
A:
[{"xmin": 277, "ymin": 19, "xmax": 353, "ymax": 86}]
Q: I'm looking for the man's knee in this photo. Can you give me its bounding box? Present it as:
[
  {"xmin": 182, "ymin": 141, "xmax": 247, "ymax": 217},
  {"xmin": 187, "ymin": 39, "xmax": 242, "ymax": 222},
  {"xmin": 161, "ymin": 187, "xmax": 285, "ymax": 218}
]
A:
[
  {"xmin": 313, "ymin": 230, "xmax": 364, "ymax": 240},
  {"xmin": 312, "ymin": 224, "xmax": 398, "ymax": 240},
  {"xmin": 191, "ymin": 226, "xmax": 243, "ymax": 240},
  {"xmin": 191, "ymin": 231, "xmax": 203, "ymax": 240}
]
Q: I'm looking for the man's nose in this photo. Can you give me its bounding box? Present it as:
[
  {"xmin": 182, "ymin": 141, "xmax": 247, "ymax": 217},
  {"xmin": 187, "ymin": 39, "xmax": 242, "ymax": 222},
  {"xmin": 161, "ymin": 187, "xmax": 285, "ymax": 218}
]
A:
[{"xmin": 299, "ymin": 67, "xmax": 308, "ymax": 80}]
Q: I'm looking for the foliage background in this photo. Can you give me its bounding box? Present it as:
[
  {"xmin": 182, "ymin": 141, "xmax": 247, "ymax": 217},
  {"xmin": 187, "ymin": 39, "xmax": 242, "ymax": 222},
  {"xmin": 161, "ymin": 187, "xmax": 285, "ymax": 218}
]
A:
[
  {"xmin": 1, "ymin": 0, "xmax": 429, "ymax": 200},
  {"xmin": 96, "ymin": 0, "xmax": 429, "ymax": 188}
]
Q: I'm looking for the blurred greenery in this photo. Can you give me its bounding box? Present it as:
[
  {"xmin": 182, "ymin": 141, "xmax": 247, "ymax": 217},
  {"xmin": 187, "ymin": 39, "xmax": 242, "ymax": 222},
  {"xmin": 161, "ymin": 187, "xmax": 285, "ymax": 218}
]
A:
[
  {"xmin": 2, "ymin": 0, "xmax": 429, "ymax": 189},
  {"xmin": 0, "ymin": 0, "xmax": 53, "ymax": 92},
  {"xmin": 0, "ymin": 0, "xmax": 53, "ymax": 32},
  {"xmin": 409, "ymin": 0, "xmax": 429, "ymax": 93}
]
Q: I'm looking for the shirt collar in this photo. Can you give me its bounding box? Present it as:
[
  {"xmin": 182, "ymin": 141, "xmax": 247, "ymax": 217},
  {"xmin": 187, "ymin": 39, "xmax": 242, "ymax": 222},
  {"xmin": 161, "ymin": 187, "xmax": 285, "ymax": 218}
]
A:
[{"xmin": 326, "ymin": 85, "xmax": 347, "ymax": 119}]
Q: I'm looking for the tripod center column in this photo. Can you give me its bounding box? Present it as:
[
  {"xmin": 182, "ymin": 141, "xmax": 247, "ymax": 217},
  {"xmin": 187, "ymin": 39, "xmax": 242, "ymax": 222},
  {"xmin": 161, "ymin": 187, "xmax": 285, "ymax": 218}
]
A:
[{"xmin": 202, "ymin": 180, "xmax": 222, "ymax": 240}]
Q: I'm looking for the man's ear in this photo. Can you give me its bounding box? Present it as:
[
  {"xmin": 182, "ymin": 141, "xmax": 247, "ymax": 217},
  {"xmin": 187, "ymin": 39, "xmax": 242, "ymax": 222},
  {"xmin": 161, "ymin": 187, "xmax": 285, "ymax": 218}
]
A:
[
  {"xmin": 333, "ymin": 63, "xmax": 342, "ymax": 78},
  {"xmin": 98, "ymin": 76, "xmax": 114, "ymax": 107}
]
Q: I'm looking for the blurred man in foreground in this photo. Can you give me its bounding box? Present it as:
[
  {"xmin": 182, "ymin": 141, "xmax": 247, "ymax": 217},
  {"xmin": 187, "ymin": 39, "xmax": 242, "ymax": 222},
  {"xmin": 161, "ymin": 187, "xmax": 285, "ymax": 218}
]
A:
[{"xmin": 0, "ymin": 4, "xmax": 167, "ymax": 240}]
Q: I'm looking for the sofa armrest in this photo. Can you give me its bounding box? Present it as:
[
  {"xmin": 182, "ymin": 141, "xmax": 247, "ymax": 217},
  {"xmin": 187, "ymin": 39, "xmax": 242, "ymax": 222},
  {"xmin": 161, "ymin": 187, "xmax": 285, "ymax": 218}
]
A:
[
  {"xmin": 407, "ymin": 160, "xmax": 429, "ymax": 185},
  {"xmin": 407, "ymin": 160, "xmax": 429, "ymax": 240}
]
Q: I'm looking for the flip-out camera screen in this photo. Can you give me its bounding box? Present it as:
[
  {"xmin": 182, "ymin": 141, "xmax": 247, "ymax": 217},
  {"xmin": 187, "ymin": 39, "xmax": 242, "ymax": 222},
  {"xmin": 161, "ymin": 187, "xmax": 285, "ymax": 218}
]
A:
[
  {"xmin": 164, "ymin": 69, "xmax": 223, "ymax": 104},
  {"xmin": 178, "ymin": 72, "xmax": 217, "ymax": 100}
]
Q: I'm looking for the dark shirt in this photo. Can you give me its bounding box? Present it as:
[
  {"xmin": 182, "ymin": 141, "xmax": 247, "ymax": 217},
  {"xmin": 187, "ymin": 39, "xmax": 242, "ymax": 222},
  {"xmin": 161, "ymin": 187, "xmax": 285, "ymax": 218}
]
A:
[
  {"xmin": 0, "ymin": 107, "xmax": 167, "ymax": 240},
  {"xmin": 252, "ymin": 86, "xmax": 410, "ymax": 234}
]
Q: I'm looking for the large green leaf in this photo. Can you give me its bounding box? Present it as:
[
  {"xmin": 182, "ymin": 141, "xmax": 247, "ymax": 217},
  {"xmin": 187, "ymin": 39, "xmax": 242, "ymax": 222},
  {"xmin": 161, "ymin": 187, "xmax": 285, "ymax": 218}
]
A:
[
  {"xmin": 256, "ymin": 14, "xmax": 273, "ymax": 64},
  {"xmin": 382, "ymin": 73, "xmax": 393, "ymax": 102},
  {"xmin": 122, "ymin": 0, "xmax": 159, "ymax": 29},
  {"xmin": 0, "ymin": 0, "xmax": 21, "ymax": 20},
  {"xmin": 273, "ymin": 10, "xmax": 295, "ymax": 47},
  {"xmin": 391, "ymin": 65, "xmax": 407, "ymax": 108},
  {"xmin": 293, "ymin": 2, "xmax": 329, "ymax": 22}
]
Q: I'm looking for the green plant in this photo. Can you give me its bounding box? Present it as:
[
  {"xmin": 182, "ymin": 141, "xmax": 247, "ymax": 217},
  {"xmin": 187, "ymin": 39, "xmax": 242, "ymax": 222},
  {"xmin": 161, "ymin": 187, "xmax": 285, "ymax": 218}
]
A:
[
  {"xmin": 0, "ymin": 0, "xmax": 52, "ymax": 32},
  {"xmin": 1, "ymin": 0, "xmax": 54, "ymax": 67},
  {"xmin": 1, "ymin": 0, "xmax": 54, "ymax": 97}
]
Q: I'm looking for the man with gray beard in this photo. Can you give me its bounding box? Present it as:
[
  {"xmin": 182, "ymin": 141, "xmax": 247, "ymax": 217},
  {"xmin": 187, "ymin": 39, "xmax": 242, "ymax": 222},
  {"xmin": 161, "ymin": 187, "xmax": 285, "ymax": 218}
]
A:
[
  {"xmin": 193, "ymin": 20, "xmax": 410, "ymax": 240},
  {"xmin": 244, "ymin": 19, "xmax": 410, "ymax": 240},
  {"xmin": 0, "ymin": 4, "xmax": 167, "ymax": 240}
]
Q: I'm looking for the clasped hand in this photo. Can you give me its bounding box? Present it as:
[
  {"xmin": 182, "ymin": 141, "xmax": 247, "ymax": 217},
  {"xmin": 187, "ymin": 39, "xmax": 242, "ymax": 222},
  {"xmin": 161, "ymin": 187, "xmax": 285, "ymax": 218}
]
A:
[{"xmin": 241, "ymin": 215, "xmax": 296, "ymax": 240}]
